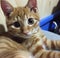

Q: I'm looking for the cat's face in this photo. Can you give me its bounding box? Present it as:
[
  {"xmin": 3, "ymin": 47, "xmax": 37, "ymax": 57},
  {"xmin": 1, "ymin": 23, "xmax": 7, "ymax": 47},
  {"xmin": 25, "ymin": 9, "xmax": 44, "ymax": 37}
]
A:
[
  {"xmin": 6, "ymin": 7, "xmax": 39, "ymax": 38},
  {"xmin": 1, "ymin": 0, "xmax": 40, "ymax": 39}
]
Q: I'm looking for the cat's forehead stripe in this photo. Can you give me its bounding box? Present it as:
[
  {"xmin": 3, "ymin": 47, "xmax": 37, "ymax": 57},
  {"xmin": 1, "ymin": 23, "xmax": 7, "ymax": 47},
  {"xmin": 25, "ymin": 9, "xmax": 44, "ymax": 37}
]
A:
[{"xmin": 10, "ymin": 7, "xmax": 39, "ymax": 21}]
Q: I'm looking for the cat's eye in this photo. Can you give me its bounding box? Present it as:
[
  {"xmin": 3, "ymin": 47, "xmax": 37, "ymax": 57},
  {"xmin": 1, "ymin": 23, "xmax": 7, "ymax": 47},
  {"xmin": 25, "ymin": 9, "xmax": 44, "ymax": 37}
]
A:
[
  {"xmin": 13, "ymin": 22, "xmax": 20, "ymax": 28},
  {"xmin": 28, "ymin": 18, "xmax": 34, "ymax": 25}
]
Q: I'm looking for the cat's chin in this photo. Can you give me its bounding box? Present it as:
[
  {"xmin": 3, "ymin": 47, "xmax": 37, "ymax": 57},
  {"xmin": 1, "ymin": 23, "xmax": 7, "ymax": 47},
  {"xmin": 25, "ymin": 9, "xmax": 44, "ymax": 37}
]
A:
[
  {"xmin": 16, "ymin": 33, "xmax": 32, "ymax": 39},
  {"xmin": 19, "ymin": 35, "xmax": 31, "ymax": 39},
  {"xmin": 8, "ymin": 32, "xmax": 32, "ymax": 39},
  {"xmin": 13, "ymin": 34, "xmax": 32, "ymax": 39}
]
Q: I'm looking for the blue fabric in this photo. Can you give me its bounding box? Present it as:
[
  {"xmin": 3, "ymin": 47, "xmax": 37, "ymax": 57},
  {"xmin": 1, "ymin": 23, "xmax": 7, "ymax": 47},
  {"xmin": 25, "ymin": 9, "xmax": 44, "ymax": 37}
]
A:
[{"xmin": 39, "ymin": 11, "xmax": 60, "ymax": 31}]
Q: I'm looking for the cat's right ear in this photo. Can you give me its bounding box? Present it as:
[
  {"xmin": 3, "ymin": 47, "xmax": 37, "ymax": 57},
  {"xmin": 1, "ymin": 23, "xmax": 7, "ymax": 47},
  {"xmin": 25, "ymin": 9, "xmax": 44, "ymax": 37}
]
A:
[
  {"xmin": 26, "ymin": 0, "xmax": 37, "ymax": 12},
  {"xmin": 1, "ymin": 0, "xmax": 13, "ymax": 17}
]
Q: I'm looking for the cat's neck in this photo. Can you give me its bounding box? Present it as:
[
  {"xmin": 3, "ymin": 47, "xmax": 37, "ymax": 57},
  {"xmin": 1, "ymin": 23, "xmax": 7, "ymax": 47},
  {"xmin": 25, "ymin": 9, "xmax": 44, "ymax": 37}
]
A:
[
  {"xmin": 25, "ymin": 27, "xmax": 44, "ymax": 43},
  {"xmin": 22, "ymin": 27, "xmax": 44, "ymax": 52},
  {"xmin": 23, "ymin": 27, "xmax": 46, "ymax": 49},
  {"xmin": 31, "ymin": 27, "xmax": 43, "ymax": 39}
]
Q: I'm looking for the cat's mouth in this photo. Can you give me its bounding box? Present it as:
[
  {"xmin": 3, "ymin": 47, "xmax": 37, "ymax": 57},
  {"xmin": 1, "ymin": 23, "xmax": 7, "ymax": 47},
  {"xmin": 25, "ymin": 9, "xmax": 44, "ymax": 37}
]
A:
[
  {"xmin": 9, "ymin": 31, "xmax": 32, "ymax": 39},
  {"xmin": 12, "ymin": 32, "xmax": 32, "ymax": 39},
  {"xmin": 17, "ymin": 31, "xmax": 32, "ymax": 38},
  {"xmin": 19, "ymin": 33, "xmax": 32, "ymax": 39}
]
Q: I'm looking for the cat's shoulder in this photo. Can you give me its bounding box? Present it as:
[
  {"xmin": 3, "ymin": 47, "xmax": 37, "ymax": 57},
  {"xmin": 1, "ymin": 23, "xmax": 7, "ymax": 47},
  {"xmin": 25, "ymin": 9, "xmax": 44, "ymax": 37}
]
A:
[
  {"xmin": 0, "ymin": 33, "xmax": 12, "ymax": 41},
  {"xmin": 0, "ymin": 34, "xmax": 25, "ymax": 50},
  {"xmin": 0, "ymin": 32, "xmax": 19, "ymax": 46}
]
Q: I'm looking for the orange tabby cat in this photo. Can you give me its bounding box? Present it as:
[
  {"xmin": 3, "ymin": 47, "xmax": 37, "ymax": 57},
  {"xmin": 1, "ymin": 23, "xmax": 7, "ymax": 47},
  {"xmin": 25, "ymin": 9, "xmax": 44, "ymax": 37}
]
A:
[
  {"xmin": 0, "ymin": 0, "xmax": 34, "ymax": 58},
  {"xmin": 1, "ymin": 0, "xmax": 60, "ymax": 58}
]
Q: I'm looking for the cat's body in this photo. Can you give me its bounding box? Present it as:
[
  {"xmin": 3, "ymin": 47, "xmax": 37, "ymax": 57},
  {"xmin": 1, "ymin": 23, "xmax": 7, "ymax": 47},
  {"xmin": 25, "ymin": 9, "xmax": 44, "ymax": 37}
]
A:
[
  {"xmin": 0, "ymin": 0, "xmax": 35, "ymax": 58},
  {"xmin": 1, "ymin": 0, "xmax": 60, "ymax": 58},
  {"xmin": 23, "ymin": 26, "xmax": 60, "ymax": 58},
  {"xmin": 0, "ymin": 33, "xmax": 34, "ymax": 58}
]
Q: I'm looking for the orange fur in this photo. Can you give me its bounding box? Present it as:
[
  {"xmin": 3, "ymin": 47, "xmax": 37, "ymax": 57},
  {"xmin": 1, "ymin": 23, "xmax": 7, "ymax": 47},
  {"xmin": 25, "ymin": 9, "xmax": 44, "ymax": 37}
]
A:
[{"xmin": 1, "ymin": 0, "xmax": 60, "ymax": 58}]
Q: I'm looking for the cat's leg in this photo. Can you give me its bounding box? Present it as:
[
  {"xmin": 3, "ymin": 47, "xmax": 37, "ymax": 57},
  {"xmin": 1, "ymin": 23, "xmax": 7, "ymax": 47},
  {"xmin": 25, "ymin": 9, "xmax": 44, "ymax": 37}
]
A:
[
  {"xmin": 23, "ymin": 40, "xmax": 60, "ymax": 58},
  {"xmin": 42, "ymin": 35, "xmax": 60, "ymax": 50},
  {"xmin": 33, "ymin": 49, "xmax": 60, "ymax": 58},
  {"xmin": 22, "ymin": 38, "xmax": 60, "ymax": 58}
]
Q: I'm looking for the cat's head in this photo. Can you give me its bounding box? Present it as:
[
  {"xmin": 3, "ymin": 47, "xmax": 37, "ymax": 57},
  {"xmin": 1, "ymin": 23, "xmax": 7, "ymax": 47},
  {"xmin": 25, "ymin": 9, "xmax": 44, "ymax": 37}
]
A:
[{"xmin": 1, "ymin": 0, "xmax": 40, "ymax": 39}]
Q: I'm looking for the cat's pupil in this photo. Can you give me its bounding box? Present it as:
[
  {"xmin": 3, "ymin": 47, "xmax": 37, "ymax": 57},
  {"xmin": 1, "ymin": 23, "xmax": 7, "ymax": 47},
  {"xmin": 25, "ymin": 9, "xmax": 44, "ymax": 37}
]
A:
[
  {"xmin": 28, "ymin": 18, "xmax": 34, "ymax": 24},
  {"xmin": 13, "ymin": 22, "xmax": 20, "ymax": 27}
]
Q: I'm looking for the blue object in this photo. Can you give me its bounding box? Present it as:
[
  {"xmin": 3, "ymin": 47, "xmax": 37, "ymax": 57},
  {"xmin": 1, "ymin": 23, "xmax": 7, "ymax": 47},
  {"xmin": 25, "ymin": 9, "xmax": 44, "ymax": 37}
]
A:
[{"xmin": 39, "ymin": 11, "xmax": 60, "ymax": 31}]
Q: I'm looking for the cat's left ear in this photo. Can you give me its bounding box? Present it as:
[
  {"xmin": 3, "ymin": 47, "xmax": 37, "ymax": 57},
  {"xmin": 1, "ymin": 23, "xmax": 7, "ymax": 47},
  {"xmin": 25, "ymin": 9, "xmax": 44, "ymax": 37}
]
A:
[
  {"xmin": 26, "ymin": 0, "xmax": 37, "ymax": 12},
  {"xmin": 1, "ymin": 0, "xmax": 13, "ymax": 17}
]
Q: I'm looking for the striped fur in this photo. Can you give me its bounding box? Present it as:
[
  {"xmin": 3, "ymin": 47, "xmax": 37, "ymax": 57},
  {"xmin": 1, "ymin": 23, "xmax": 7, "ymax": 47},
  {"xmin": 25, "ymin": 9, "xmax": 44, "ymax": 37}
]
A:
[
  {"xmin": 23, "ymin": 27, "xmax": 60, "ymax": 58},
  {"xmin": 0, "ymin": 0, "xmax": 36, "ymax": 58},
  {"xmin": 0, "ymin": 36, "xmax": 34, "ymax": 58},
  {"xmin": 1, "ymin": 0, "xmax": 60, "ymax": 58}
]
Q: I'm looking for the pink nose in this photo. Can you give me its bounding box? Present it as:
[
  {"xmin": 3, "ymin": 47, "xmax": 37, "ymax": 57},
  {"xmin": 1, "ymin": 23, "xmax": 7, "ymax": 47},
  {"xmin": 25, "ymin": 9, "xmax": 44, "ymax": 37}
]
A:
[{"xmin": 23, "ymin": 31, "xmax": 28, "ymax": 35}]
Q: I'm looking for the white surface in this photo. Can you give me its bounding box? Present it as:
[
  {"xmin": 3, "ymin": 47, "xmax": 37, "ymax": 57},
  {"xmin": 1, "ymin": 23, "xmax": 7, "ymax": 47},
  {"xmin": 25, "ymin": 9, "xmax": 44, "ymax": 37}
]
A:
[{"xmin": 42, "ymin": 30, "xmax": 60, "ymax": 40}]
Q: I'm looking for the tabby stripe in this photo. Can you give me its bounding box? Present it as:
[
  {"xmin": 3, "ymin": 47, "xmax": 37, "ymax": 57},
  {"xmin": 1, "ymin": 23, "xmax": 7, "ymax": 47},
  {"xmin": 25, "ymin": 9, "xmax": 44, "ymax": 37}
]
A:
[
  {"xmin": 51, "ymin": 40, "xmax": 60, "ymax": 50},
  {"xmin": 44, "ymin": 37, "xmax": 60, "ymax": 50},
  {"xmin": 51, "ymin": 40, "xmax": 55, "ymax": 49},
  {"xmin": 54, "ymin": 41, "xmax": 58, "ymax": 49},
  {"xmin": 28, "ymin": 38, "xmax": 40, "ymax": 50},
  {"xmin": 33, "ymin": 47, "xmax": 60, "ymax": 58},
  {"xmin": 43, "ymin": 37, "xmax": 60, "ymax": 50},
  {"xmin": 46, "ymin": 51, "xmax": 52, "ymax": 58},
  {"xmin": 55, "ymin": 41, "xmax": 58, "ymax": 49},
  {"xmin": 50, "ymin": 52, "xmax": 54, "ymax": 58},
  {"xmin": 56, "ymin": 41, "xmax": 60, "ymax": 49},
  {"xmin": 39, "ymin": 52, "xmax": 45, "ymax": 58},
  {"xmin": 34, "ymin": 50, "xmax": 44, "ymax": 58},
  {"xmin": 0, "ymin": 51, "xmax": 15, "ymax": 58},
  {"xmin": 55, "ymin": 52, "xmax": 60, "ymax": 58},
  {"xmin": 41, "ymin": 34, "xmax": 56, "ymax": 49},
  {"xmin": 0, "ymin": 42, "xmax": 17, "ymax": 49},
  {"xmin": 33, "ymin": 46, "xmax": 43, "ymax": 55},
  {"xmin": 39, "ymin": 50, "xmax": 58, "ymax": 58},
  {"xmin": 0, "ymin": 38, "xmax": 24, "ymax": 51},
  {"xmin": 53, "ymin": 52, "xmax": 55, "ymax": 58}
]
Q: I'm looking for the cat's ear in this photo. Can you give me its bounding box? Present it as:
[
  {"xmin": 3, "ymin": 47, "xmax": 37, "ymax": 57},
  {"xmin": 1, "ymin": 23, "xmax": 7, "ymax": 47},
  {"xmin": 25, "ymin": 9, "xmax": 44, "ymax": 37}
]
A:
[
  {"xmin": 1, "ymin": 0, "xmax": 13, "ymax": 17},
  {"xmin": 26, "ymin": 0, "xmax": 37, "ymax": 12}
]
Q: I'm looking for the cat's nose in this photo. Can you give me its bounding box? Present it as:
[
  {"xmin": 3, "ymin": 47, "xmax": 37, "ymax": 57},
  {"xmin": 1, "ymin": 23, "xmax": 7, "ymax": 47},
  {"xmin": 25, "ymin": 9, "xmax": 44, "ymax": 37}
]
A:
[{"xmin": 23, "ymin": 31, "xmax": 29, "ymax": 35}]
